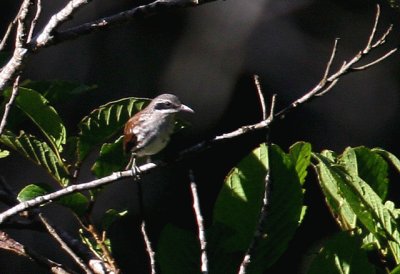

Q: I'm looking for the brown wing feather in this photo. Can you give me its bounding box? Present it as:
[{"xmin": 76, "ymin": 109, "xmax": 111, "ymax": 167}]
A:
[{"xmin": 123, "ymin": 114, "xmax": 141, "ymax": 154}]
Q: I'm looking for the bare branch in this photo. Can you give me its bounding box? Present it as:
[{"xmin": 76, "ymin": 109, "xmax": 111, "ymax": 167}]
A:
[
  {"xmin": 351, "ymin": 48, "xmax": 397, "ymax": 70},
  {"xmin": 238, "ymin": 92, "xmax": 275, "ymax": 274},
  {"xmin": 38, "ymin": 213, "xmax": 93, "ymax": 274},
  {"xmin": 253, "ymin": 75, "xmax": 266, "ymax": 120},
  {"xmin": 364, "ymin": 4, "xmax": 380, "ymax": 53},
  {"xmin": 0, "ymin": 230, "xmax": 74, "ymax": 274},
  {"xmin": 189, "ymin": 170, "xmax": 208, "ymax": 274},
  {"xmin": 27, "ymin": 0, "xmax": 42, "ymax": 43},
  {"xmin": 275, "ymin": 4, "xmax": 396, "ymax": 118},
  {"xmin": 0, "ymin": 20, "xmax": 17, "ymax": 51},
  {"xmin": 0, "ymin": 76, "xmax": 20, "ymax": 135},
  {"xmin": 33, "ymin": 0, "xmax": 92, "ymax": 48},
  {"xmin": 0, "ymin": 4, "xmax": 396, "ymax": 227},
  {"xmin": 39, "ymin": 0, "xmax": 216, "ymax": 47},
  {"xmin": 141, "ymin": 221, "xmax": 157, "ymax": 274}
]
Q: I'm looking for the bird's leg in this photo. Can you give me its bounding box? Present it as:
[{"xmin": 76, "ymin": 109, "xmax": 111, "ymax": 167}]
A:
[{"xmin": 125, "ymin": 153, "xmax": 141, "ymax": 179}]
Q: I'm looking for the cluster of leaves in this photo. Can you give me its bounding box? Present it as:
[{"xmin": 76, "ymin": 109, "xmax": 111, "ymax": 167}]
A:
[
  {"xmin": 156, "ymin": 142, "xmax": 400, "ymax": 273},
  {"xmin": 2, "ymin": 81, "xmax": 400, "ymax": 273},
  {"xmin": 0, "ymin": 81, "xmax": 149, "ymax": 251}
]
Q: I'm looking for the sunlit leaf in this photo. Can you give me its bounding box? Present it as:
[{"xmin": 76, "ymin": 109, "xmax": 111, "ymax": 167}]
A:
[
  {"xmin": 373, "ymin": 148, "xmax": 400, "ymax": 174},
  {"xmin": 212, "ymin": 143, "xmax": 305, "ymax": 273},
  {"xmin": 17, "ymin": 183, "xmax": 52, "ymax": 202},
  {"xmin": 340, "ymin": 147, "xmax": 388, "ymax": 199},
  {"xmin": 3, "ymin": 87, "xmax": 66, "ymax": 152},
  {"xmin": 0, "ymin": 149, "xmax": 9, "ymax": 158},
  {"xmin": 0, "ymin": 131, "xmax": 70, "ymax": 186},
  {"xmin": 313, "ymin": 150, "xmax": 400, "ymax": 263},
  {"xmin": 289, "ymin": 141, "xmax": 312, "ymax": 185}
]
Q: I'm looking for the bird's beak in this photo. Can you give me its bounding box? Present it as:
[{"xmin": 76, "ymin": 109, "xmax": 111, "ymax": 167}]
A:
[{"xmin": 180, "ymin": 104, "xmax": 194, "ymax": 113}]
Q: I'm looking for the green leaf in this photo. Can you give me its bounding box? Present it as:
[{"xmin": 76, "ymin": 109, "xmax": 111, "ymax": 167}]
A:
[
  {"xmin": 21, "ymin": 80, "xmax": 96, "ymax": 104},
  {"xmin": 0, "ymin": 131, "xmax": 70, "ymax": 186},
  {"xmin": 91, "ymin": 136, "xmax": 129, "ymax": 178},
  {"xmin": 373, "ymin": 148, "xmax": 400, "ymax": 174},
  {"xmin": 101, "ymin": 209, "xmax": 128, "ymax": 231},
  {"xmin": 307, "ymin": 232, "xmax": 375, "ymax": 274},
  {"xmin": 58, "ymin": 192, "xmax": 89, "ymax": 216},
  {"xmin": 17, "ymin": 183, "xmax": 52, "ymax": 202},
  {"xmin": 212, "ymin": 143, "xmax": 304, "ymax": 273},
  {"xmin": 313, "ymin": 151, "xmax": 357, "ymax": 230},
  {"xmin": 157, "ymin": 224, "xmax": 201, "ymax": 274},
  {"xmin": 340, "ymin": 147, "xmax": 388, "ymax": 199},
  {"xmin": 0, "ymin": 149, "xmax": 9, "ymax": 158},
  {"xmin": 313, "ymin": 151, "xmax": 400, "ymax": 263},
  {"xmin": 77, "ymin": 97, "xmax": 149, "ymax": 162},
  {"xmin": 3, "ymin": 87, "xmax": 66, "ymax": 152},
  {"xmin": 289, "ymin": 141, "xmax": 312, "ymax": 185}
]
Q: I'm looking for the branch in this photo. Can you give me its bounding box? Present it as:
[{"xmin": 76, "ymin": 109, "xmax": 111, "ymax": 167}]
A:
[
  {"xmin": 0, "ymin": 0, "xmax": 33, "ymax": 91},
  {"xmin": 48, "ymin": 0, "xmax": 216, "ymax": 49},
  {"xmin": 275, "ymin": 4, "xmax": 397, "ymax": 118},
  {"xmin": 239, "ymin": 92, "xmax": 275, "ymax": 274},
  {"xmin": 0, "ymin": 4, "xmax": 396, "ymax": 226},
  {"xmin": 189, "ymin": 170, "xmax": 208, "ymax": 274},
  {"xmin": 0, "ymin": 230, "xmax": 74, "ymax": 274},
  {"xmin": 141, "ymin": 221, "xmax": 157, "ymax": 274},
  {"xmin": 33, "ymin": 0, "xmax": 92, "ymax": 48},
  {"xmin": 0, "ymin": 0, "xmax": 222, "ymax": 92},
  {"xmin": 38, "ymin": 213, "xmax": 93, "ymax": 274},
  {"xmin": 0, "ymin": 76, "xmax": 20, "ymax": 135}
]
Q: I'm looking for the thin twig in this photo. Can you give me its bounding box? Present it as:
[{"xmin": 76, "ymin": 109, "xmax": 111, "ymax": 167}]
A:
[
  {"xmin": 0, "ymin": 230, "xmax": 74, "ymax": 274},
  {"xmin": 253, "ymin": 75, "xmax": 266, "ymax": 120},
  {"xmin": 27, "ymin": 0, "xmax": 42, "ymax": 43},
  {"xmin": 80, "ymin": 217, "xmax": 119, "ymax": 274},
  {"xmin": 38, "ymin": 213, "xmax": 93, "ymax": 274},
  {"xmin": 34, "ymin": 0, "xmax": 216, "ymax": 48},
  {"xmin": 141, "ymin": 221, "xmax": 156, "ymax": 274},
  {"xmin": 0, "ymin": 5, "xmax": 396, "ymax": 225},
  {"xmin": 275, "ymin": 4, "xmax": 397, "ymax": 118},
  {"xmin": 0, "ymin": 75, "xmax": 20, "ymax": 135},
  {"xmin": 239, "ymin": 92, "xmax": 276, "ymax": 274},
  {"xmin": 0, "ymin": 20, "xmax": 17, "ymax": 51},
  {"xmin": 189, "ymin": 170, "xmax": 208, "ymax": 274}
]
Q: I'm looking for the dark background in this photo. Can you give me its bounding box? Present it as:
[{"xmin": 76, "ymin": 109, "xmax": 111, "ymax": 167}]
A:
[{"xmin": 0, "ymin": 0, "xmax": 399, "ymax": 273}]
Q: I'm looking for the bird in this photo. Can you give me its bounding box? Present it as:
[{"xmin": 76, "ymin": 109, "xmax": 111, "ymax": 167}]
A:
[{"xmin": 123, "ymin": 93, "xmax": 194, "ymax": 172}]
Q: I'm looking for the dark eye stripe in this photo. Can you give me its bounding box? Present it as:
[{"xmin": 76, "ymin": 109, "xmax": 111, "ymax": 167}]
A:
[{"xmin": 154, "ymin": 101, "xmax": 176, "ymax": 110}]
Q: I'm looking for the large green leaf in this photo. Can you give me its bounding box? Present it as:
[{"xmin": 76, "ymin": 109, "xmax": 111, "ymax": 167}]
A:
[
  {"xmin": 212, "ymin": 143, "xmax": 305, "ymax": 273},
  {"xmin": 77, "ymin": 97, "xmax": 149, "ymax": 162},
  {"xmin": 289, "ymin": 141, "xmax": 312, "ymax": 185},
  {"xmin": 313, "ymin": 151, "xmax": 400, "ymax": 263},
  {"xmin": 373, "ymin": 148, "xmax": 400, "ymax": 174},
  {"xmin": 313, "ymin": 150, "xmax": 357, "ymax": 230},
  {"xmin": 157, "ymin": 224, "xmax": 201, "ymax": 274},
  {"xmin": 307, "ymin": 232, "xmax": 375, "ymax": 274},
  {"xmin": 0, "ymin": 131, "xmax": 70, "ymax": 186},
  {"xmin": 3, "ymin": 87, "xmax": 66, "ymax": 153},
  {"xmin": 340, "ymin": 147, "xmax": 388, "ymax": 199}
]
